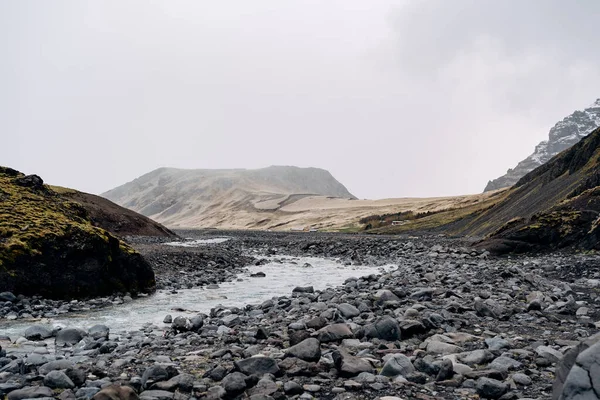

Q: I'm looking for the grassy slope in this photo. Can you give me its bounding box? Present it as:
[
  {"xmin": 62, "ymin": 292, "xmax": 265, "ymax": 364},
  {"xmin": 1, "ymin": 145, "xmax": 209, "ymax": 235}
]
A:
[{"xmin": 0, "ymin": 167, "xmax": 155, "ymax": 298}]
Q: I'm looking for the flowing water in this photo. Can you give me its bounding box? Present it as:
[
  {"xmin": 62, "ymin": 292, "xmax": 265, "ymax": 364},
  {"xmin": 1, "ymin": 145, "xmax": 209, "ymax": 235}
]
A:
[{"xmin": 0, "ymin": 255, "xmax": 393, "ymax": 340}]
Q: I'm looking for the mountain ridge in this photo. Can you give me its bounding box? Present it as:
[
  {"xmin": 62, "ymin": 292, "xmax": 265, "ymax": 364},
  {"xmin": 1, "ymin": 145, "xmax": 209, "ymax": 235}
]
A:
[{"xmin": 485, "ymin": 98, "xmax": 600, "ymax": 192}]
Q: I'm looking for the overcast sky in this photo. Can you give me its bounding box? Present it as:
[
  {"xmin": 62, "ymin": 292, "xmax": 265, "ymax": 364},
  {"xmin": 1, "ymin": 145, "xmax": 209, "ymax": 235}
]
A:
[{"xmin": 2, "ymin": 1, "xmax": 599, "ymax": 199}]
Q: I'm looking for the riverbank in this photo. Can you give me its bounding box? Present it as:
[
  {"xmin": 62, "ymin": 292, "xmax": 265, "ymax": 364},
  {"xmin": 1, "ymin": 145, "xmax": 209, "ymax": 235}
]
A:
[{"xmin": 1, "ymin": 231, "xmax": 599, "ymax": 399}]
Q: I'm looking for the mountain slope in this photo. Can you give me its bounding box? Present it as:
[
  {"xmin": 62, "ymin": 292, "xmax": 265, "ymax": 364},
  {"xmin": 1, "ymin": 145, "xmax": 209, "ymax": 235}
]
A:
[
  {"xmin": 373, "ymin": 126, "xmax": 600, "ymax": 252},
  {"xmin": 53, "ymin": 187, "xmax": 175, "ymax": 237},
  {"xmin": 102, "ymin": 166, "xmax": 357, "ymax": 228},
  {"xmin": 485, "ymin": 99, "xmax": 600, "ymax": 192},
  {"xmin": 0, "ymin": 167, "xmax": 156, "ymax": 299}
]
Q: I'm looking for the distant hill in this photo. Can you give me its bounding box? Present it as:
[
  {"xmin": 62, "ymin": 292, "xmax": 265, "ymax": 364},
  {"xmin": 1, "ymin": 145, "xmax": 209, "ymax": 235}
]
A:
[
  {"xmin": 102, "ymin": 166, "xmax": 357, "ymax": 229},
  {"xmin": 485, "ymin": 99, "xmax": 600, "ymax": 192}
]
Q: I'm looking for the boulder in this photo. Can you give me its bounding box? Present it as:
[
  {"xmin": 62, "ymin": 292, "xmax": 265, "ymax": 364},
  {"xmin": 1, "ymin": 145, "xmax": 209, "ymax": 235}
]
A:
[
  {"xmin": 24, "ymin": 325, "xmax": 54, "ymax": 341},
  {"xmin": 380, "ymin": 354, "xmax": 414, "ymax": 377},
  {"xmin": 286, "ymin": 338, "xmax": 321, "ymax": 362},
  {"xmin": 364, "ymin": 317, "xmax": 400, "ymax": 341},
  {"xmin": 316, "ymin": 324, "xmax": 354, "ymax": 342},
  {"xmin": 235, "ymin": 357, "xmax": 280, "ymax": 377}
]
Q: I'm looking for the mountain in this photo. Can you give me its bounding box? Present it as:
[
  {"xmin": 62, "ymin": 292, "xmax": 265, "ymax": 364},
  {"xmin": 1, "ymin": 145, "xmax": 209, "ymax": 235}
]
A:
[
  {"xmin": 373, "ymin": 126, "xmax": 600, "ymax": 253},
  {"xmin": 0, "ymin": 167, "xmax": 156, "ymax": 299},
  {"xmin": 102, "ymin": 166, "xmax": 358, "ymax": 229},
  {"xmin": 485, "ymin": 99, "xmax": 600, "ymax": 192}
]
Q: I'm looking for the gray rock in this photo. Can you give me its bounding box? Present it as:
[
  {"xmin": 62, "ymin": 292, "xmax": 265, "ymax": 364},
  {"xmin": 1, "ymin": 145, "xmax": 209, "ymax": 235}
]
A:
[
  {"xmin": 292, "ymin": 286, "xmax": 314, "ymax": 293},
  {"xmin": 380, "ymin": 354, "xmax": 414, "ymax": 377},
  {"xmin": 75, "ymin": 387, "xmax": 100, "ymax": 400},
  {"xmin": 512, "ymin": 373, "xmax": 531, "ymax": 386},
  {"xmin": 44, "ymin": 370, "xmax": 75, "ymax": 389},
  {"xmin": 560, "ymin": 340, "xmax": 600, "ymax": 400},
  {"xmin": 489, "ymin": 356, "xmax": 522, "ymax": 372},
  {"xmin": 39, "ymin": 359, "xmax": 75, "ymax": 375},
  {"xmin": 458, "ymin": 349, "xmax": 495, "ymax": 366},
  {"xmin": 436, "ymin": 358, "xmax": 454, "ymax": 381},
  {"xmin": 235, "ymin": 356, "xmax": 280, "ymax": 377},
  {"xmin": 536, "ymin": 345, "xmax": 563, "ymax": 363},
  {"xmin": 337, "ymin": 303, "xmax": 360, "ymax": 319},
  {"xmin": 88, "ymin": 325, "xmax": 109, "ymax": 340},
  {"xmin": 171, "ymin": 316, "xmax": 191, "ymax": 332},
  {"xmin": 364, "ymin": 317, "xmax": 401, "ymax": 341},
  {"xmin": 7, "ymin": 386, "xmax": 54, "ymax": 400},
  {"xmin": 142, "ymin": 365, "xmax": 170, "ymax": 390},
  {"xmin": 24, "ymin": 325, "xmax": 54, "ymax": 341},
  {"xmin": 163, "ymin": 315, "xmax": 172, "ymax": 324},
  {"xmin": 222, "ymin": 314, "xmax": 241, "ymax": 327},
  {"xmin": 475, "ymin": 377, "xmax": 508, "ymax": 399},
  {"xmin": 221, "ymin": 372, "xmax": 247, "ymax": 395},
  {"xmin": 286, "ymin": 338, "xmax": 321, "ymax": 362},
  {"xmin": 474, "ymin": 299, "xmax": 509, "ymax": 320},
  {"xmin": 55, "ymin": 328, "xmax": 86, "ymax": 346},
  {"xmin": 316, "ymin": 323, "xmax": 354, "ymax": 342},
  {"xmin": 332, "ymin": 349, "xmax": 375, "ymax": 377},
  {"xmin": 139, "ymin": 390, "xmax": 174, "ymax": 400},
  {"xmin": 0, "ymin": 292, "xmax": 17, "ymax": 302},
  {"xmin": 554, "ymin": 333, "xmax": 600, "ymax": 399},
  {"xmin": 485, "ymin": 337, "xmax": 510, "ymax": 351},
  {"xmin": 283, "ymin": 381, "xmax": 303, "ymax": 395}
]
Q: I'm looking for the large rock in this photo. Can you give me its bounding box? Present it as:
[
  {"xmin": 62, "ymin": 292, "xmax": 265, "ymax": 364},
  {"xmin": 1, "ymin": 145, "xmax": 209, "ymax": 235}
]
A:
[
  {"xmin": 88, "ymin": 325, "xmax": 109, "ymax": 340},
  {"xmin": 558, "ymin": 340, "xmax": 600, "ymax": 400},
  {"xmin": 363, "ymin": 317, "xmax": 401, "ymax": 341},
  {"xmin": 476, "ymin": 377, "xmax": 508, "ymax": 399},
  {"xmin": 337, "ymin": 303, "xmax": 360, "ymax": 319},
  {"xmin": 316, "ymin": 324, "xmax": 354, "ymax": 342},
  {"xmin": 554, "ymin": 333, "xmax": 600, "ymax": 399},
  {"xmin": 221, "ymin": 372, "xmax": 248, "ymax": 396},
  {"xmin": 92, "ymin": 386, "xmax": 139, "ymax": 400},
  {"xmin": 286, "ymin": 338, "xmax": 321, "ymax": 362},
  {"xmin": 332, "ymin": 350, "xmax": 375, "ymax": 377},
  {"xmin": 56, "ymin": 328, "xmax": 86, "ymax": 346},
  {"xmin": 7, "ymin": 386, "xmax": 54, "ymax": 400},
  {"xmin": 24, "ymin": 325, "xmax": 54, "ymax": 341},
  {"xmin": 141, "ymin": 366, "xmax": 170, "ymax": 390},
  {"xmin": 235, "ymin": 357, "xmax": 281, "ymax": 377},
  {"xmin": 44, "ymin": 370, "xmax": 75, "ymax": 389},
  {"xmin": 380, "ymin": 354, "xmax": 415, "ymax": 377}
]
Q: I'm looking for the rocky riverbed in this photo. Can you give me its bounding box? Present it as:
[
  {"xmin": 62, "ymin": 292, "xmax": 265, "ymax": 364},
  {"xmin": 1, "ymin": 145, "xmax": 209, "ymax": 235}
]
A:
[{"xmin": 1, "ymin": 231, "xmax": 600, "ymax": 400}]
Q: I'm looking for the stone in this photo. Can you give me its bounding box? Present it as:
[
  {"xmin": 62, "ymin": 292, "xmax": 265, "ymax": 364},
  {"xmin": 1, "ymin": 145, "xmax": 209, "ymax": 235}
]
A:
[
  {"xmin": 44, "ymin": 370, "xmax": 75, "ymax": 389},
  {"xmin": 235, "ymin": 356, "xmax": 280, "ymax": 377},
  {"xmin": 7, "ymin": 386, "xmax": 54, "ymax": 400},
  {"xmin": 163, "ymin": 315, "xmax": 172, "ymax": 324},
  {"xmin": 398, "ymin": 319, "xmax": 426, "ymax": 338},
  {"xmin": 380, "ymin": 354, "xmax": 414, "ymax": 377},
  {"xmin": 489, "ymin": 356, "xmax": 521, "ymax": 372},
  {"xmin": 221, "ymin": 372, "xmax": 247, "ymax": 396},
  {"xmin": 316, "ymin": 323, "xmax": 354, "ymax": 342},
  {"xmin": 292, "ymin": 286, "xmax": 314, "ymax": 293},
  {"xmin": 560, "ymin": 340, "xmax": 600, "ymax": 399},
  {"xmin": 24, "ymin": 325, "xmax": 54, "ymax": 341},
  {"xmin": 75, "ymin": 387, "xmax": 100, "ymax": 400},
  {"xmin": 535, "ymin": 345, "xmax": 563, "ymax": 363},
  {"xmin": 512, "ymin": 373, "xmax": 531, "ymax": 386},
  {"xmin": 332, "ymin": 350, "xmax": 375, "ymax": 377},
  {"xmin": 436, "ymin": 358, "xmax": 454, "ymax": 381},
  {"xmin": 171, "ymin": 316, "xmax": 191, "ymax": 332},
  {"xmin": 475, "ymin": 377, "xmax": 508, "ymax": 399},
  {"xmin": 139, "ymin": 390, "xmax": 174, "ymax": 400},
  {"xmin": 337, "ymin": 303, "xmax": 360, "ymax": 319},
  {"xmin": 426, "ymin": 341, "xmax": 463, "ymax": 355},
  {"xmin": 39, "ymin": 359, "xmax": 75, "ymax": 375},
  {"xmin": 141, "ymin": 366, "xmax": 170, "ymax": 390},
  {"xmin": 283, "ymin": 381, "xmax": 303, "ymax": 395},
  {"xmin": 55, "ymin": 328, "xmax": 86, "ymax": 346},
  {"xmin": 0, "ymin": 292, "xmax": 17, "ymax": 302},
  {"xmin": 364, "ymin": 317, "xmax": 401, "ymax": 341},
  {"xmin": 458, "ymin": 349, "xmax": 495, "ymax": 366},
  {"xmin": 286, "ymin": 338, "xmax": 321, "ymax": 362},
  {"xmin": 88, "ymin": 325, "xmax": 110, "ymax": 340}
]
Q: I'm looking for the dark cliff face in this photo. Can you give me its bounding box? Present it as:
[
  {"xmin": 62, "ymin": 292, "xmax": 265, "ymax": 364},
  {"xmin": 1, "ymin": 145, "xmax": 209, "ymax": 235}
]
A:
[
  {"xmin": 485, "ymin": 99, "xmax": 600, "ymax": 192},
  {"xmin": 0, "ymin": 167, "xmax": 156, "ymax": 299}
]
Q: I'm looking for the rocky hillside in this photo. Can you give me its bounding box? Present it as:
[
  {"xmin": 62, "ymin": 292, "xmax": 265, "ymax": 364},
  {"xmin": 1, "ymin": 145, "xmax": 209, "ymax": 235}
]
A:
[
  {"xmin": 370, "ymin": 126, "xmax": 600, "ymax": 253},
  {"xmin": 0, "ymin": 167, "xmax": 156, "ymax": 299},
  {"xmin": 485, "ymin": 98, "xmax": 600, "ymax": 192},
  {"xmin": 102, "ymin": 166, "xmax": 356, "ymax": 228}
]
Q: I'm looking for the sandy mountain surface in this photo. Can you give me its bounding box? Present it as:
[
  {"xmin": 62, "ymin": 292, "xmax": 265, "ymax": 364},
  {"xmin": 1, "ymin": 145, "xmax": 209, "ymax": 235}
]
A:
[{"xmin": 102, "ymin": 166, "xmax": 498, "ymax": 231}]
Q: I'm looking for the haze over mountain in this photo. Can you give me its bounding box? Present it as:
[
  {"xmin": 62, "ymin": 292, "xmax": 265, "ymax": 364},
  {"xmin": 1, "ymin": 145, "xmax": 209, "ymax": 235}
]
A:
[
  {"xmin": 485, "ymin": 98, "xmax": 600, "ymax": 191},
  {"xmin": 102, "ymin": 166, "xmax": 497, "ymax": 230}
]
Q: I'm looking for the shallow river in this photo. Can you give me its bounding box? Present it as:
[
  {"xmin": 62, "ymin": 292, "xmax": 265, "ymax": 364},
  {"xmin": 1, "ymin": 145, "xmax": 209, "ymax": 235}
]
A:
[{"xmin": 0, "ymin": 255, "xmax": 393, "ymax": 340}]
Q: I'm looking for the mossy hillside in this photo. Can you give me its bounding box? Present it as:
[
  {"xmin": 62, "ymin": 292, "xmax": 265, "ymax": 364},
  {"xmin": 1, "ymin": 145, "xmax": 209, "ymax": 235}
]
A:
[{"xmin": 0, "ymin": 167, "xmax": 155, "ymax": 299}]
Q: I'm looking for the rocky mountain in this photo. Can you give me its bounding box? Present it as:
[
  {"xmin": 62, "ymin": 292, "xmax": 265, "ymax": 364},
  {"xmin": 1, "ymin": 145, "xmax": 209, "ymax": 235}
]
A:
[
  {"xmin": 102, "ymin": 166, "xmax": 357, "ymax": 229},
  {"xmin": 0, "ymin": 167, "xmax": 158, "ymax": 299},
  {"xmin": 485, "ymin": 98, "xmax": 600, "ymax": 192}
]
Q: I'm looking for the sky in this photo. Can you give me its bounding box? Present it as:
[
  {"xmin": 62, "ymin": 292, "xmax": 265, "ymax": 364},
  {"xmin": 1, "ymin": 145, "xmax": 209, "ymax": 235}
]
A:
[{"xmin": 2, "ymin": 0, "xmax": 600, "ymax": 199}]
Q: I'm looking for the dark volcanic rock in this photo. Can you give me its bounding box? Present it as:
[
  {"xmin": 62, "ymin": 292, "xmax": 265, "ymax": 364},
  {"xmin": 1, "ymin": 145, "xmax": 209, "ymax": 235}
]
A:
[{"xmin": 235, "ymin": 357, "xmax": 281, "ymax": 377}]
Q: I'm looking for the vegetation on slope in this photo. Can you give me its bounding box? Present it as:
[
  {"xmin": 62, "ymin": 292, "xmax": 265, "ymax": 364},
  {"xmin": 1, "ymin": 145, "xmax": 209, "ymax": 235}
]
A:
[{"xmin": 0, "ymin": 167, "xmax": 155, "ymax": 299}]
